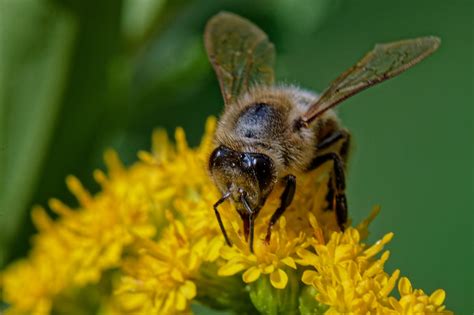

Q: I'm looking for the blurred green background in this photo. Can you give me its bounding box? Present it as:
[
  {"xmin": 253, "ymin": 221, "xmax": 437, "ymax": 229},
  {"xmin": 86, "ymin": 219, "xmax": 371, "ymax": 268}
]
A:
[{"xmin": 0, "ymin": 0, "xmax": 472, "ymax": 313}]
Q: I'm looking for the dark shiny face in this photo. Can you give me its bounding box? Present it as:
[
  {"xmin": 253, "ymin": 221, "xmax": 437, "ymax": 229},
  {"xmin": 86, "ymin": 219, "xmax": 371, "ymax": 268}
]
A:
[{"xmin": 209, "ymin": 145, "xmax": 276, "ymax": 211}]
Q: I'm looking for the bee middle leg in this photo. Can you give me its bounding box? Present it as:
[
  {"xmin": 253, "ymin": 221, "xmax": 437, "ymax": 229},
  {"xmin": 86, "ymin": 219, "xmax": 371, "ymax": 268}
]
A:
[{"xmin": 265, "ymin": 174, "xmax": 296, "ymax": 243}]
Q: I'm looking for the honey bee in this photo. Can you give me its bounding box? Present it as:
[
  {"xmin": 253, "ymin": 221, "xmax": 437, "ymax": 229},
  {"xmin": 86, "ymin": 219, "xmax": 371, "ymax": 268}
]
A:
[{"xmin": 205, "ymin": 12, "xmax": 440, "ymax": 252}]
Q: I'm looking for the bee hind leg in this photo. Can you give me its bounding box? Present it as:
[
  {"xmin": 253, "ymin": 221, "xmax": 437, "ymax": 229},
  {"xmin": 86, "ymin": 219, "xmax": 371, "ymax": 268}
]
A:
[
  {"xmin": 308, "ymin": 128, "xmax": 351, "ymax": 230},
  {"xmin": 308, "ymin": 152, "xmax": 348, "ymax": 230},
  {"xmin": 265, "ymin": 174, "xmax": 296, "ymax": 244}
]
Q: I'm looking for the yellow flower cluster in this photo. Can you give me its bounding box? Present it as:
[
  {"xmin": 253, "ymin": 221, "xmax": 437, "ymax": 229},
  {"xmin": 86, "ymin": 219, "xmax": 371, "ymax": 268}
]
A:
[
  {"xmin": 115, "ymin": 215, "xmax": 220, "ymax": 314},
  {"xmin": 1, "ymin": 153, "xmax": 156, "ymax": 315},
  {"xmin": 0, "ymin": 118, "xmax": 452, "ymax": 315},
  {"xmin": 298, "ymin": 217, "xmax": 452, "ymax": 314}
]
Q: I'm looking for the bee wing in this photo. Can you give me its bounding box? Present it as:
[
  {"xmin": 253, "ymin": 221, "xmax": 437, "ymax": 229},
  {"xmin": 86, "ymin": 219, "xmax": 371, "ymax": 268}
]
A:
[
  {"xmin": 301, "ymin": 36, "xmax": 441, "ymax": 125},
  {"xmin": 204, "ymin": 12, "xmax": 275, "ymax": 106}
]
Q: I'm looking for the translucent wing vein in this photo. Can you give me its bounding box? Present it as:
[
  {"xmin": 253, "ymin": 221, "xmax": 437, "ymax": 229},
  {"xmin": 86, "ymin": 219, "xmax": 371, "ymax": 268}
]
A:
[
  {"xmin": 204, "ymin": 12, "xmax": 275, "ymax": 106},
  {"xmin": 302, "ymin": 36, "xmax": 441, "ymax": 124}
]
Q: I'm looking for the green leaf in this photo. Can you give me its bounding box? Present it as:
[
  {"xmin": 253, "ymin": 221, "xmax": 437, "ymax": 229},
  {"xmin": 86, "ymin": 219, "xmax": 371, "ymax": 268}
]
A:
[{"xmin": 0, "ymin": 0, "xmax": 76, "ymax": 266}]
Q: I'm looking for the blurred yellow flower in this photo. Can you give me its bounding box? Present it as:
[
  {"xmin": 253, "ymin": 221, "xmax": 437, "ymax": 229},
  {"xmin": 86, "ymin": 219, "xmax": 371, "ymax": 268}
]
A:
[
  {"xmin": 0, "ymin": 118, "xmax": 452, "ymax": 315},
  {"xmin": 1, "ymin": 254, "xmax": 57, "ymax": 315}
]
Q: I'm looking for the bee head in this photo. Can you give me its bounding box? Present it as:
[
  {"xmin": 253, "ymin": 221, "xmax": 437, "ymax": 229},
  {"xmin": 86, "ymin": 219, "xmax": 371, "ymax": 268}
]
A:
[{"xmin": 209, "ymin": 145, "xmax": 276, "ymax": 212}]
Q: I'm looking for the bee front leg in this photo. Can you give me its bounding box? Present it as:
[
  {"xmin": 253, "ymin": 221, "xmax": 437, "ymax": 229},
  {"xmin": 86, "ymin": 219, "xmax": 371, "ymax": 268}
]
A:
[
  {"xmin": 213, "ymin": 193, "xmax": 233, "ymax": 247},
  {"xmin": 265, "ymin": 175, "xmax": 296, "ymax": 244}
]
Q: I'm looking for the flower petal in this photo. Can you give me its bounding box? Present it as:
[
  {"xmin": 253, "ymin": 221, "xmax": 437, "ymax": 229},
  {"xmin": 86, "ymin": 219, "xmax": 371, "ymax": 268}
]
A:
[
  {"xmin": 301, "ymin": 270, "xmax": 318, "ymax": 285},
  {"xmin": 429, "ymin": 289, "xmax": 446, "ymax": 306},
  {"xmin": 363, "ymin": 232, "xmax": 393, "ymax": 258},
  {"xmin": 281, "ymin": 257, "xmax": 297, "ymax": 269},
  {"xmin": 242, "ymin": 266, "xmax": 261, "ymax": 283},
  {"xmin": 220, "ymin": 246, "xmax": 238, "ymax": 260},
  {"xmin": 218, "ymin": 262, "xmax": 247, "ymax": 276},
  {"xmin": 398, "ymin": 276, "xmax": 413, "ymax": 296},
  {"xmin": 171, "ymin": 268, "xmax": 184, "ymax": 282},
  {"xmin": 175, "ymin": 291, "xmax": 186, "ymax": 311},
  {"xmin": 179, "ymin": 281, "xmax": 196, "ymax": 300},
  {"xmin": 270, "ymin": 269, "xmax": 288, "ymax": 289},
  {"xmin": 296, "ymin": 248, "xmax": 318, "ymax": 266},
  {"xmin": 204, "ymin": 237, "xmax": 222, "ymax": 262},
  {"xmin": 261, "ymin": 264, "xmax": 275, "ymax": 274},
  {"xmin": 380, "ymin": 269, "xmax": 400, "ymax": 297}
]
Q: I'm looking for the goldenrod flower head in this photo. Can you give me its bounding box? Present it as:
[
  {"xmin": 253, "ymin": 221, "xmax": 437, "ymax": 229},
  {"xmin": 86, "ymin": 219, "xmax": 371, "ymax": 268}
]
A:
[
  {"xmin": 298, "ymin": 221, "xmax": 397, "ymax": 314},
  {"xmin": 384, "ymin": 277, "xmax": 453, "ymax": 315},
  {"xmin": 115, "ymin": 214, "xmax": 205, "ymax": 314},
  {"xmin": 298, "ymin": 216, "xmax": 452, "ymax": 315},
  {"xmin": 0, "ymin": 118, "xmax": 452, "ymax": 315},
  {"xmin": 1, "ymin": 256, "xmax": 56, "ymax": 315},
  {"xmin": 217, "ymin": 216, "xmax": 303, "ymax": 289}
]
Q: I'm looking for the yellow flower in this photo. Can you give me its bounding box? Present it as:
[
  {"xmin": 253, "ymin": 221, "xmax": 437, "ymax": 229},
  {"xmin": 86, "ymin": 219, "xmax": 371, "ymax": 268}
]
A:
[
  {"xmin": 299, "ymin": 222, "xmax": 397, "ymax": 314},
  {"xmin": 217, "ymin": 216, "xmax": 304, "ymax": 289},
  {"xmin": 137, "ymin": 118, "xmax": 224, "ymax": 241},
  {"xmin": 114, "ymin": 213, "xmax": 215, "ymax": 315},
  {"xmin": 0, "ymin": 117, "xmax": 452, "ymax": 315},
  {"xmin": 298, "ymin": 215, "xmax": 452, "ymax": 314},
  {"xmin": 384, "ymin": 277, "xmax": 453, "ymax": 315},
  {"xmin": 1, "ymin": 256, "xmax": 56, "ymax": 315}
]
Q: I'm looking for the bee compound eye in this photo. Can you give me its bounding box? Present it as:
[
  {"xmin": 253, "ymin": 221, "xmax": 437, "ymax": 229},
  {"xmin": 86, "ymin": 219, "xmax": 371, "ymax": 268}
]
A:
[
  {"xmin": 209, "ymin": 146, "xmax": 227, "ymax": 169},
  {"xmin": 209, "ymin": 146, "xmax": 242, "ymax": 171},
  {"xmin": 251, "ymin": 154, "xmax": 274, "ymax": 190},
  {"xmin": 241, "ymin": 154, "xmax": 252, "ymax": 169}
]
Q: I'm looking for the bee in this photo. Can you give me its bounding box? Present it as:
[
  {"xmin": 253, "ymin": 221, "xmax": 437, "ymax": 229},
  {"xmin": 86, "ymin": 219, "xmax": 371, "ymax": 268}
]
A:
[{"xmin": 205, "ymin": 12, "xmax": 440, "ymax": 252}]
